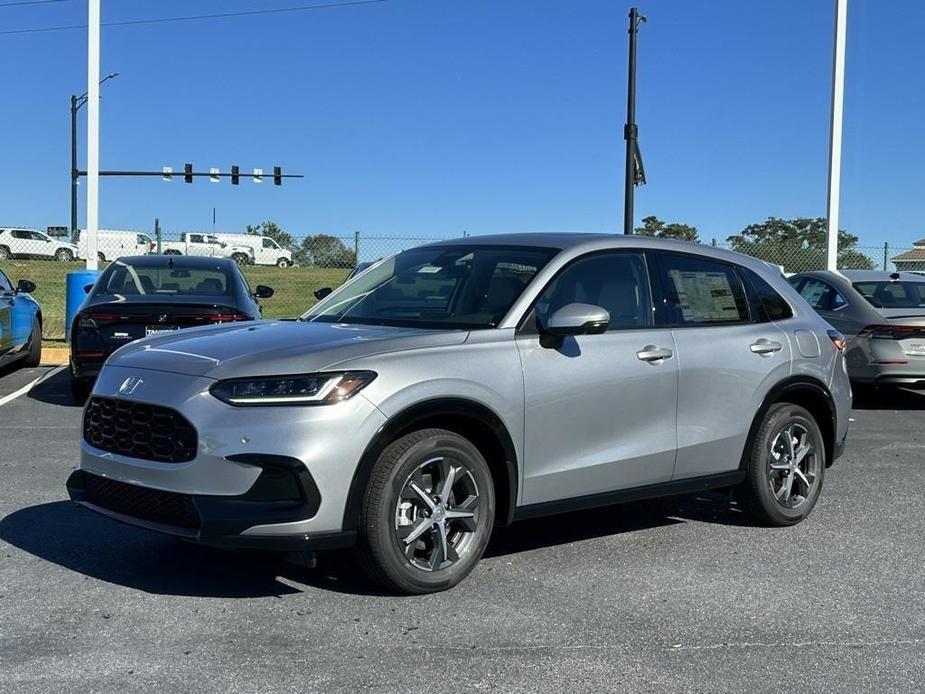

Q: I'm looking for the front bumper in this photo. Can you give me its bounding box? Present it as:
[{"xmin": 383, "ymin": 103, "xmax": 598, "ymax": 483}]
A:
[
  {"xmin": 74, "ymin": 364, "xmax": 387, "ymax": 546},
  {"xmin": 67, "ymin": 466, "xmax": 356, "ymax": 550}
]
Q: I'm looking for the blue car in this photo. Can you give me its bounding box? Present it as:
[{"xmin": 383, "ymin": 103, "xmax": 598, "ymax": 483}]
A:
[{"xmin": 0, "ymin": 268, "xmax": 42, "ymax": 371}]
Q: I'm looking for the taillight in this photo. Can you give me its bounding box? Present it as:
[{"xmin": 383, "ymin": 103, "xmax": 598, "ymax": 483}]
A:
[
  {"xmin": 827, "ymin": 329, "xmax": 846, "ymax": 351},
  {"xmin": 210, "ymin": 312, "xmax": 250, "ymax": 323},
  {"xmin": 858, "ymin": 324, "xmax": 916, "ymax": 340}
]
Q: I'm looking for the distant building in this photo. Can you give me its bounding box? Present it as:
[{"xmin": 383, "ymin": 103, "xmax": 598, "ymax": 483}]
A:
[{"xmin": 892, "ymin": 239, "xmax": 925, "ymax": 272}]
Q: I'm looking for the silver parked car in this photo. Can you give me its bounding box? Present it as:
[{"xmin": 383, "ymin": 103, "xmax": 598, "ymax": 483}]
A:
[
  {"xmin": 788, "ymin": 270, "xmax": 925, "ymax": 388},
  {"xmin": 68, "ymin": 234, "xmax": 852, "ymax": 593}
]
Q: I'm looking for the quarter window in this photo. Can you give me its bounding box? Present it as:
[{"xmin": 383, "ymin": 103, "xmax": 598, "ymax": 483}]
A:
[
  {"xmin": 742, "ymin": 268, "xmax": 794, "ymax": 321},
  {"xmin": 659, "ymin": 254, "xmax": 749, "ymax": 325},
  {"xmin": 798, "ymin": 278, "xmax": 846, "ymax": 311},
  {"xmin": 533, "ymin": 252, "xmax": 653, "ymax": 330}
]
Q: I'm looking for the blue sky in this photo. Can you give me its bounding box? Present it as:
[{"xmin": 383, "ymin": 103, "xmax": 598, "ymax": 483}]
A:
[{"xmin": 0, "ymin": 0, "xmax": 922, "ymax": 248}]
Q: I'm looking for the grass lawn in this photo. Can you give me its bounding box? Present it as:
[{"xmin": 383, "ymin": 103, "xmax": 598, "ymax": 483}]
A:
[{"xmin": 1, "ymin": 259, "xmax": 350, "ymax": 339}]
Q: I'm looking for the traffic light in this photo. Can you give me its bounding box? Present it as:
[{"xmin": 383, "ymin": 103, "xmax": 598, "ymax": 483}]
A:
[
  {"xmin": 273, "ymin": 166, "xmax": 282, "ymax": 186},
  {"xmin": 184, "ymin": 163, "xmax": 193, "ymax": 184},
  {"xmin": 231, "ymin": 165, "xmax": 240, "ymax": 185}
]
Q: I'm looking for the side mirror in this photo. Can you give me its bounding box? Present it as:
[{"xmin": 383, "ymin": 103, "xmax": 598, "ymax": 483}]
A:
[
  {"xmin": 254, "ymin": 284, "xmax": 274, "ymax": 299},
  {"xmin": 83, "ymin": 283, "xmax": 94, "ymax": 294},
  {"xmin": 543, "ymin": 303, "xmax": 609, "ymax": 336},
  {"xmin": 313, "ymin": 286, "xmax": 333, "ymax": 301},
  {"xmin": 16, "ymin": 279, "xmax": 36, "ymax": 294}
]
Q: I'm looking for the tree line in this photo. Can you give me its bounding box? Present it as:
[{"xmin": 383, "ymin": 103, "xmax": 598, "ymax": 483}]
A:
[{"xmin": 635, "ymin": 215, "xmax": 874, "ymax": 270}]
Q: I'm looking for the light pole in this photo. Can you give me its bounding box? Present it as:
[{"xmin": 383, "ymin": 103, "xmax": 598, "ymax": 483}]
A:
[{"xmin": 70, "ymin": 71, "xmax": 118, "ymax": 240}]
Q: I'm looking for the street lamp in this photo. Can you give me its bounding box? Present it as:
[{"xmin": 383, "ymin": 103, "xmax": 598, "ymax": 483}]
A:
[{"xmin": 70, "ymin": 72, "xmax": 118, "ymax": 239}]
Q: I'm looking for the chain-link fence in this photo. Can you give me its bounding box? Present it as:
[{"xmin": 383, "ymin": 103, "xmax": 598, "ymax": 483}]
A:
[{"xmin": 1, "ymin": 224, "xmax": 919, "ymax": 340}]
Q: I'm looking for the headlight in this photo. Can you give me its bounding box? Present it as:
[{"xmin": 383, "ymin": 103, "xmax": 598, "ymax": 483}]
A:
[{"xmin": 209, "ymin": 371, "xmax": 376, "ymax": 406}]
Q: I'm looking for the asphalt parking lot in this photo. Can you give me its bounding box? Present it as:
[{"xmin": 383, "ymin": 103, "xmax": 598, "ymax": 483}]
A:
[{"xmin": 1, "ymin": 366, "xmax": 924, "ymax": 693}]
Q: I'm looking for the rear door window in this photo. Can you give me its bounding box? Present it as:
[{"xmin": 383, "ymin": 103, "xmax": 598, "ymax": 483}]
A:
[
  {"xmin": 658, "ymin": 253, "xmax": 750, "ymax": 325},
  {"xmin": 798, "ymin": 278, "xmax": 846, "ymax": 311}
]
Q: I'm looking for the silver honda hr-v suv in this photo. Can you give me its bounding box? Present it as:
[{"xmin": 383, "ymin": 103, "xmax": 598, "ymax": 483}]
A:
[{"xmin": 68, "ymin": 234, "xmax": 852, "ymax": 593}]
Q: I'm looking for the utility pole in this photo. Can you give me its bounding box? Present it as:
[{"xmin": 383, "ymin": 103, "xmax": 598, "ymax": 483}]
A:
[
  {"xmin": 624, "ymin": 7, "xmax": 647, "ymax": 235},
  {"xmin": 825, "ymin": 0, "xmax": 848, "ymax": 271}
]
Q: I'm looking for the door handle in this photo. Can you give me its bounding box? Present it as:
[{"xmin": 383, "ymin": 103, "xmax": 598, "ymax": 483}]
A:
[
  {"xmin": 750, "ymin": 339, "xmax": 783, "ymax": 355},
  {"xmin": 637, "ymin": 345, "xmax": 673, "ymax": 363}
]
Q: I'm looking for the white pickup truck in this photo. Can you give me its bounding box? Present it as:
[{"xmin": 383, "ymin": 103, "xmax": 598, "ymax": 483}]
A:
[
  {"xmin": 215, "ymin": 234, "xmax": 293, "ymax": 267},
  {"xmin": 160, "ymin": 233, "xmax": 254, "ymax": 265}
]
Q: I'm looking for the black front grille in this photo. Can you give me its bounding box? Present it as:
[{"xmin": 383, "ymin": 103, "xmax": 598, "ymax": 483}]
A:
[
  {"xmin": 83, "ymin": 397, "xmax": 198, "ymax": 463},
  {"xmin": 84, "ymin": 473, "xmax": 201, "ymax": 530}
]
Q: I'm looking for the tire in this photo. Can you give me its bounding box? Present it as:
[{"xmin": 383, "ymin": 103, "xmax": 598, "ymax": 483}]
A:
[
  {"xmin": 70, "ymin": 375, "xmax": 91, "ymax": 402},
  {"xmin": 23, "ymin": 317, "xmax": 41, "ymax": 368},
  {"xmin": 232, "ymin": 253, "xmax": 250, "ymax": 266},
  {"xmin": 0, "ymin": 246, "xmax": 11, "ymax": 260},
  {"xmin": 276, "ymin": 258, "xmax": 291, "ymax": 268},
  {"xmin": 97, "ymin": 251, "xmax": 106, "ymax": 263},
  {"xmin": 55, "ymin": 248, "xmax": 74, "ymax": 262},
  {"xmin": 355, "ymin": 428, "xmax": 495, "ymax": 594},
  {"xmin": 737, "ymin": 403, "xmax": 826, "ymax": 526},
  {"xmin": 164, "ymin": 250, "xmax": 181, "ymax": 256}
]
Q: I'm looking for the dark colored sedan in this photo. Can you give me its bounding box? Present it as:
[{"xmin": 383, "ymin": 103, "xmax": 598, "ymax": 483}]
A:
[{"xmin": 70, "ymin": 255, "xmax": 273, "ymax": 398}]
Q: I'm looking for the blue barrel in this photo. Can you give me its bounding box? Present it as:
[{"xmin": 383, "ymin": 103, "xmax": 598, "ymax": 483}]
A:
[{"xmin": 65, "ymin": 270, "xmax": 102, "ymax": 341}]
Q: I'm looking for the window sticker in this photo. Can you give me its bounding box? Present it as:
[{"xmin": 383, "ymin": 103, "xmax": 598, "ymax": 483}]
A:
[{"xmin": 670, "ymin": 270, "xmax": 740, "ymax": 322}]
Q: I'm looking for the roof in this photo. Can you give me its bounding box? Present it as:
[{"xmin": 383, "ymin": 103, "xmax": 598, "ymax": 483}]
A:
[
  {"xmin": 891, "ymin": 247, "xmax": 925, "ymax": 262},
  {"xmin": 110, "ymin": 254, "xmax": 237, "ymax": 269},
  {"xmin": 424, "ymin": 232, "xmax": 607, "ymax": 250}
]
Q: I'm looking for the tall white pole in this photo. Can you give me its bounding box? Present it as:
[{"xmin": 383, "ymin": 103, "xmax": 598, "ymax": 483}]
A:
[
  {"xmin": 825, "ymin": 0, "xmax": 847, "ymax": 272},
  {"xmin": 85, "ymin": 0, "xmax": 100, "ymax": 271}
]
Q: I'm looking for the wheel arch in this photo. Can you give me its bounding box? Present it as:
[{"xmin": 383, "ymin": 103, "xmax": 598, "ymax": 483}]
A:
[
  {"xmin": 342, "ymin": 397, "xmax": 519, "ymax": 531},
  {"xmin": 741, "ymin": 376, "xmax": 838, "ymax": 469}
]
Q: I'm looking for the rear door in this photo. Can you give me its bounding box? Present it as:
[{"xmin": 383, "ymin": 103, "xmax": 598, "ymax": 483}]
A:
[
  {"xmin": 792, "ymin": 276, "xmax": 856, "ymax": 336},
  {"xmin": 517, "ymin": 250, "xmax": 679, "ymax": 505},
  {"xmin": 653, "ymin": 252, "xmax": 793, "ymax": 480}
]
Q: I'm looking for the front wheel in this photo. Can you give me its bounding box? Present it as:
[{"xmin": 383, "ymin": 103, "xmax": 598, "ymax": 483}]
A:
[
  {"xmin": 55, "ymin": 248, "xmax": 74, "ymax": 262},
  {"xmin": 356, "ymin": 428, "xmax": 495, "ymax": 594},
  {"xmin": 0, "ymin": 246, "xmax": 11, "ymax": 260},
  {"xmin": 737, "ymin": 403, "xmax": 825, "ymax": 526},
  {"xmin": 276, "ymin": 258, "xmax": 291, "ymax": 268}
]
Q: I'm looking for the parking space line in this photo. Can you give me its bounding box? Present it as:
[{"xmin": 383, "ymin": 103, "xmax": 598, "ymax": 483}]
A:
[{"xmin": 0, "ymin": 366, "xmax": 65, "ymax": 407}]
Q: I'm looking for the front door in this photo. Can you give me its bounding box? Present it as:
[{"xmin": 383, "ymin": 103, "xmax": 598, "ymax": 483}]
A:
[
  {"xmin": 517, "ymin": 251, "xmax": 679, "ymax": 505},
  {"xmin": 0, "ymin": 271, "xmax": 14, "ymax": 353}
]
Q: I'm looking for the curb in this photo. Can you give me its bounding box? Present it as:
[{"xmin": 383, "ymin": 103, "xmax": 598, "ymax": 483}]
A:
[{"xmin": 41, "ymin": 347, "xmax": 70, "ymax": 366}]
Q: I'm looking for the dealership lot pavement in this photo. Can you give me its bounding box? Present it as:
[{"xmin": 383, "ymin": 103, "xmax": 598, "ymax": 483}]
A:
[{"xmin": 1, "ymin": 366, "xmax": 924, "ymax": 693}]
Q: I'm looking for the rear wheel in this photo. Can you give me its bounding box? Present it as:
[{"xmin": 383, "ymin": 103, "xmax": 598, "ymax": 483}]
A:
[
  {"xmin": 97, "ymin": 251, "xmax": 106, "ymax": 262},
  {"xmin": 738, "ymin": 403, "xmax": 825, "ymax": 526},
  {"xmin": 55, "ymin": 248, "xmax": 74, "ymax": 262},
  {"xmin": 23, "ymin": 317, "xmax": 41, "ymax": 367},
  {"xmin": 232, "ymin": 253, "xmax": 250, "ymax": 266},
  {"xmin": 356, "ymin": 428, "xmax": 495, "ymax": 594}
]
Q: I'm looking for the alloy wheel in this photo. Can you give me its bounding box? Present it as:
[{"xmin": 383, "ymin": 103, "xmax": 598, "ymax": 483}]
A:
[
  {"xmin": 768, "ymin": 422, "xmax": 820, "ymax": 509},
  {"xmin": 393, "ymin": 456, "xmax": 481, "ymax": 572}
]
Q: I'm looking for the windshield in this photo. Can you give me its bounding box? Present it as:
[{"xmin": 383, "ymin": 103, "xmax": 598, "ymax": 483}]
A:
[
  {"xmin": 853, "ymin": 281, "xmax": 925, "ymax": 309},
  {"xmin": 302, "ymin": 245, "xmax": 557, "ymax": 329},
  {"xmin": 95, "ymin": 261, "xmax": 233, "ymax": 297}
]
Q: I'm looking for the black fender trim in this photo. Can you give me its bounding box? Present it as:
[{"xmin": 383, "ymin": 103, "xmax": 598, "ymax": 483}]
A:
[
  {"xmin": 341, "ymin": 398, "xmax": 520, "ymax": 531},
  {"xmin": 740, "ymin": 375, "xmax": 839, "ymax": 469}
]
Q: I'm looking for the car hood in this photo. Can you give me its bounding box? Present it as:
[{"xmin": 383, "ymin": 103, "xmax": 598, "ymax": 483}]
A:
[{"xmin": 106, "ymin": 319, "xmax": 469, "ymax": 379}]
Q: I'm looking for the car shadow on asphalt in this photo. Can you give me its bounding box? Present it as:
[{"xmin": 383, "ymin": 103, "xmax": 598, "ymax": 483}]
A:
[
  {"xmin": 0, "ymin": 491, "xmax": 751, "ymax": 598},
  {"xmin": 851, "ymin": 386, "xmax": 925, "ymax": 411},
  {"xmin": 27, "ymin": 366, "xmax": 84, "ymax": 408}
]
